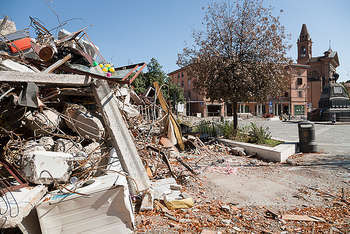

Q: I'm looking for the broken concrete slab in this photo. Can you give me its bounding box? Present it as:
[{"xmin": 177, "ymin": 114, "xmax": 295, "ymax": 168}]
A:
[
  {"xmin": 23, "ymin": 109, "xmax": 61, "ymax": 134},
  {"xmin": 19, "ymin": 208, "xmax": 43, "ymax": 234},
  {"xmin": 140, "ymin": 191, "xmax": 154, "ymax": 211},
  {"xmin": 54, "ymin": 138, "xmax": 83, "ymax": 154},
  {"xmin": 92, "ymin": 79, "xmax": 150, "ymax": 195},
  {"xmin": 0, "ymin": 185, "xmax": 47, "ymax": 229},
  {"xmin": 36, "ymin": 173, "xmax": 134, "ymax": 234},
  {"xmin": 64, "ymin": 104, "xmax": 105, "ymax": 140},
  {"xmin": 151, "ymin": 178, "xmax": 181, "ymax": 200},
  {"xmin": 23, "ymin": 140, "xmax": 46, "ymax": 157},
  {"xmin": 38, "ymin": 137, "xmax": 55, "ymax": 151},
  {"xmin": 22, "ymin": 151, "xmax": 73, "ymax": 184},
  {"xmin": 0, "ymin": 59, "xmax": 34, "ymax": 72},
  {"xmin": 116, "ymin": 98, "xmax": 140, "ymax": 118}
]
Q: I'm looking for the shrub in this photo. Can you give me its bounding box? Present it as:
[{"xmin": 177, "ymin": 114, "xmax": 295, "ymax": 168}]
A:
[
  {"xmin": 248, "ymin": 122, "xmax": 272, "ymax": 145},
  {"xmin": 218, "ymin": 121, "xmax": 235, "ymax": 139},
  {"xmin": 194, "ymin": 121, "xmax": 218, "ymax": 138}
]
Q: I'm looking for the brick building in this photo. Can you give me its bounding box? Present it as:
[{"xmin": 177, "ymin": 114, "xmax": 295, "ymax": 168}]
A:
[
  {"xmin": 297, "ymin": 24, "xmax": 340, "ymax": 111},
  {"xmin": 168, "ymin": 67, "xmax": 225, "ymax": 117},
  {"xmin": 169, "ymin": 24, "xmax": 338, "ymax": 118}
]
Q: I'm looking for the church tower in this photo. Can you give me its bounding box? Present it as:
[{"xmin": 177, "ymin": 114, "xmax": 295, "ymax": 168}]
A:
[{"xmin": 297, "ymin": 24, "xmax": 312, "ymax": 64}]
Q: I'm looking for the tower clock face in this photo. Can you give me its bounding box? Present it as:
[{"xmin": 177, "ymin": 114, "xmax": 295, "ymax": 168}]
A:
[{"xmin": 301, "ymin": 46, "xmax": 306, "ymax": 57}]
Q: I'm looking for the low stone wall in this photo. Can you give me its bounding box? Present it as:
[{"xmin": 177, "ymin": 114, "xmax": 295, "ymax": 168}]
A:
[{"xmin": 218, "ymin": 138, "xmax": 297, "ymax": 163}]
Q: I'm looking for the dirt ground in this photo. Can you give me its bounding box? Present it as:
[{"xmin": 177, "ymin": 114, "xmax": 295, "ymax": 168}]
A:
[{"xmin": 136, "ymin": 148, "xmax": 350, "ymax": 233}]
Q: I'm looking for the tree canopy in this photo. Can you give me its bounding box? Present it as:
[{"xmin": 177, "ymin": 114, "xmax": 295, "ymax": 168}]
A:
[
  {"xmin": 177, "ymin": 0, "xmax": 291, "ymax": 129},
  {"xmin": 133, "ymin": 58, "xmax": 184, "ymax": 105}
]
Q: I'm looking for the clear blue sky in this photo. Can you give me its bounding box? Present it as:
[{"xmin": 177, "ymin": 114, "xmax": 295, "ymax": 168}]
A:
[{"xmin": 3, "ymin": 0, "xmax": 350, "ymax": 81}]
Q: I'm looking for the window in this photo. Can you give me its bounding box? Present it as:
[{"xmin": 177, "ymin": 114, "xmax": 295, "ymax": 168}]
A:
[
  {"xmin": 181, "ymin": 81, "xmax": 184, "ymax": 87},
  {"xmin": 298, "ymin": 91, "xmax": 303, "ymax": 98},
  {"xmin": 297, "ymin": 78, "xmax": 303, "ymax": 85},
  {"xmin": 284, "ymin": 92, "xmax": 289, "ymax": 97},
  {"xmin": 181, "ymin": 72, "xmax": 184, "ymax": 77},
  {"xmin": 300, "ymin": 46, "xmax": 306, "ymax": 57},
  {"xmin": 188, "ymin": 79, "xmax": 191, "ymax": 87},
  {"xmin": 177, "ymin": 73, "xmax": 180, "ymax": 79}
]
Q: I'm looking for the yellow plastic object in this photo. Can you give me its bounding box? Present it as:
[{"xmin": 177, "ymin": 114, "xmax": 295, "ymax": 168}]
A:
[
  {"xmin": 99, "ymin": 64, "xmax": 103, "ymax": 68},
  {"xmin": 109, "ymin": 67, "xmax": 115, "ymax": 73},
  {"xmin": 164, "ymin": 198, "xmax": 194, "ymax": 210},
  {"xmin": 105, "ymin": 64, "xmax": 111, "ymax": 68},
  {"xmin": 102, "ymin": 67, "xmax": 108, "ymax": 72}
]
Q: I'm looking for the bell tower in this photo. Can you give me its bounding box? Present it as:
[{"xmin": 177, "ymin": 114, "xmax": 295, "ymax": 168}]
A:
[{"xmin": 297, "ymin": 24, "xmax": 312, "ymax": 64}]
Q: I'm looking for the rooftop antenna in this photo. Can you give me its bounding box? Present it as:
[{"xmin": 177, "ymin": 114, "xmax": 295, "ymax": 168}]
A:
[{"xmin": 329, "ymin": 40, "xmax": 332, "ymax": 50}]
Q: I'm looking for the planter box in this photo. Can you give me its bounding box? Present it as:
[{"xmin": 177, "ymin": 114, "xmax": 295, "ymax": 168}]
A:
[{"xmin": 218, "ymin": 138, "xmax": 297, "ymax": 162}]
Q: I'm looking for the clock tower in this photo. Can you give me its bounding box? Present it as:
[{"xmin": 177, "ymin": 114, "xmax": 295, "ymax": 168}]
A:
[{"xmin": 297, "ymin": 24, "xmax": 312, "ymax": 64}]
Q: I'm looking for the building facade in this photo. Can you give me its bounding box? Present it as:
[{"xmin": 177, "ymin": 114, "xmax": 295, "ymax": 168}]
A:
[
  {"xmin": 297, "ymin": 24, "xmax": 340, "ymax": 111},
  {"xmin": 169, "ymin": 24, "xmax": 338, "ymax": 118}
]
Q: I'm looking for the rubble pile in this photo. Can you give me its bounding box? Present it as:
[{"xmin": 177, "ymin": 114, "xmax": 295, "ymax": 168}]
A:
[{"xmin": 0, "ymin": 16, "xmax": 153, "ymax": 233}]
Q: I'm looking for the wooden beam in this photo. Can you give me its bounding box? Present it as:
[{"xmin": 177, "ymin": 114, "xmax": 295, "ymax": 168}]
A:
[
  {"xmin": 0, "ymin": 71, "xmax": 92, "ymax": 86},
  {"xmin": 43, "ymin": 54, "xmax": 72, "ymax": 73},
  {"xmin": 153, "ymin": 82, "xmax": 185, "ymax": 151},
  {"xmin": 92, "ymin": 79, "xmax": 150, "ymax": 195}
]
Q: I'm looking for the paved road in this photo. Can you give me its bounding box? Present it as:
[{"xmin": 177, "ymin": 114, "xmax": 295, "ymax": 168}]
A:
[{"xmin": 239, "ymin": 118, "xmax": 350, "ymax": 154}]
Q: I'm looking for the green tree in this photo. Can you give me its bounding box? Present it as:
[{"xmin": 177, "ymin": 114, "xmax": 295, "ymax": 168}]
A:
[
  {"xmin": 133, "ymin": 58, "xmax": 184, "ymax": 107},
  {"xmin": 178, "ymin": 0, "xmax": 290, "ymax": 131}
]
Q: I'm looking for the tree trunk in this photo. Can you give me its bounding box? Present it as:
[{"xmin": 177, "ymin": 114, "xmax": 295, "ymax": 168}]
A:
[{"xmin": 233, "ymin": 101, "xmax": 238, "ymax": 134}]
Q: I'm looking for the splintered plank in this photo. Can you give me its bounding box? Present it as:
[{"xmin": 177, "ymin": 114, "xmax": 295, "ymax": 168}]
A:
[
  {"xmin": 92, "ymin": 79, "xmax": 150, "ymax": 195},
  {"xmin": 153, "ymin": 81, "xmax": 184, "ymax": 151}
]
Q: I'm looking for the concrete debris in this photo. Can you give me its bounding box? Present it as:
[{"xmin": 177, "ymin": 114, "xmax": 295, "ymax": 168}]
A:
[
  {"xmin": 64, "ymin": 104, "xmax": 105, "ymax": 140},
  {"xmin": 116, "ymin": 97, "xmax": 140, "ymax": 118},
  {"xmin": 37, "ymin": 174, "xmax": 134, "ymax": 234},
  {"xmin": 0, "ymin": 17, "xmax": 17, "ymax": 35},
  {"xmin": 140, "ymin": 191, "xmax": 154, "ymax": 212},
  {"xmin": 0, "ymin": 59, "xmax": 34, "ymax": 72},
  {"xmin": 38, "ymin": 136, "xmax": 55, "ymax": 151},
  {"xmin": 23, "ymin": 109, "xmax": 61, "ymax": 134},
  {"xmin": 93, "ymin": 79, "xmax": 150, "ymax": 195},
  {"xmin": 230, "ymin": 146, "xmax": 246, "ymax": 156},
  {"xmin": 54, "ymin": 138, "xmax": 83, "ymax": 154},
  {"xmin": 22, "ymin": 151, "xmax": 73, "ymax": 184},
  {"xmin": 0, "ymin": 185, "xmax": 47, "ymax": 229},
  {"xmin": 221, "ymin": 219, "xmax": 231, "ymax": 225},
  {"xmin": 151, "ymin": 177, "xmax": 181, "ymax": 200},
  {"xmin": 220, "ymin": 204, "xmax": 231, "ymax": 213},
  {"xmin": 58, "ymin": 29, "xmax": 99, "ymax": 60},
  {"xmin": 23, "ymin": 140, "xmax": 46, "ymax": 157}
]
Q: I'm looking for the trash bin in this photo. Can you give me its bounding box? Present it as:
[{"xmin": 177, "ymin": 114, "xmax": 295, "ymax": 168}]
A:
[{"xmin": 298, "ymin": 121, "xmax": 317, "ymax": 153}]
